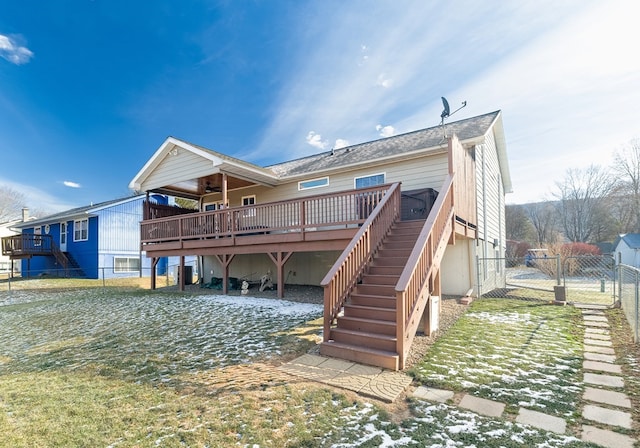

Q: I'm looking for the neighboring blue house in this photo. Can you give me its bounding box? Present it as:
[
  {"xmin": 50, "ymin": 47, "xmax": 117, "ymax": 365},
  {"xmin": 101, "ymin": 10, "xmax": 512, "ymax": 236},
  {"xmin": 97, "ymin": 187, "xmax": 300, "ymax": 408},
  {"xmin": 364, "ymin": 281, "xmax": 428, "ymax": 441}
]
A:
[
  {"xmin": 7, "ymin": 195, "xmax": 171, "ymax": 279},
  {"xmin": 613, "ymin": 233, "xmax": 640, "ymax": 268}
]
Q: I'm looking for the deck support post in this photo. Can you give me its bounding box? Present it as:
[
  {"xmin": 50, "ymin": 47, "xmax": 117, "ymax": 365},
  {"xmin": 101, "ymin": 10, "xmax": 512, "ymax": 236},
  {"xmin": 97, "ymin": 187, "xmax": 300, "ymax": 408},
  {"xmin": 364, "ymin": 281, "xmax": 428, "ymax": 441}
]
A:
[
  {"xmin": 150, "ymin": 257, "xmax": 159, "ymax": 290},
  {"xmin": 267, "ymin": 251, "xmax": 293, "ymax": 299},
  {"xmin": 178, "ymin": 256, "xmax": 185, "ymax": 291},
  {"xmin": 215, "ymin": 254, "xmax": 235, "ymax": 294}
]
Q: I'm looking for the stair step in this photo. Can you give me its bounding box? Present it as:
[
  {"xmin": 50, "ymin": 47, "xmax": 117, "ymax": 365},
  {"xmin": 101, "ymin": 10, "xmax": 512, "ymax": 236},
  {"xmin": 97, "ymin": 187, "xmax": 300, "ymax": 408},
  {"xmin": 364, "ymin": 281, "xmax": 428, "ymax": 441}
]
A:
[
  {"xmin": 329, "ymin": 328, "xmax": 397, "ymax": 352},
  {"xmin": 319, "ymin": 341, "xmax": 399, "ymax": 370},
  {"xmin": 377, "ymin": 248, "xmax": 411, "ymax": 258},
  {"xmin": 344, "ymin": 304, "xmax": 395, "ymax": 321},
  {"xmin": 350, "ymin": 294, "xmax": 396, "ymax": 308},
  {"xmin": 336, "ymin": 316, "xmax": 396, "ymax": 335},
  {"xmin": 361, "ymin": 274, "xmax": 398, "ymax": 285},
  {"xmin": 367, "ymin": 265, "xmax": 403, "ymax": 276},
  {"xmin": 371, "ymin": 257, "xmax": 407, "ymax": 267},
  {"xmin": 380, "ymin": 240, "xmax": 415, "ymax": 250},
  {"xmin": 354, "ymin": 283, "xmax": 395, "ymax": 296}
]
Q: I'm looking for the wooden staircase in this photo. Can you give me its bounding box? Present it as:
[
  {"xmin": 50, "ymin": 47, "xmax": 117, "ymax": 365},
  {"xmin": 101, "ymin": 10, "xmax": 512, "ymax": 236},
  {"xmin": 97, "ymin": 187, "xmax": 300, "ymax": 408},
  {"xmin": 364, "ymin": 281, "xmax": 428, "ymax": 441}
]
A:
[{"xmin": 319, "ymin": 220, "xmax": 425, "ymax": 370}]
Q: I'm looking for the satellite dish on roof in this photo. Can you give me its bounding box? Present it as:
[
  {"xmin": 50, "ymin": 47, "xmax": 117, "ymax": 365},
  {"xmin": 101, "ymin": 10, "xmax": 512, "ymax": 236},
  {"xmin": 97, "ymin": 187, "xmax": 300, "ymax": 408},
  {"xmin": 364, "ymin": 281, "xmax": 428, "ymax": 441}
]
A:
[
  {"xmin": 439, "ymin": 96, "xmax": 467, "ymax": 141},
  {"xmin": 440, "ymin": 97, "xmax": 450, "ymax": 120}
]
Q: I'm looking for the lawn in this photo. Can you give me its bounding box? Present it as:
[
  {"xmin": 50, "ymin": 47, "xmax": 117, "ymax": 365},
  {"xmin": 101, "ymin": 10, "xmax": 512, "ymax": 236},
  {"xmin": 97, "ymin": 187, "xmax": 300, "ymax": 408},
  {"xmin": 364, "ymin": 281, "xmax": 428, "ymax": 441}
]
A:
[{"xmin": 0, "ymin": 284, "xmax": 622, "ymax": 447}]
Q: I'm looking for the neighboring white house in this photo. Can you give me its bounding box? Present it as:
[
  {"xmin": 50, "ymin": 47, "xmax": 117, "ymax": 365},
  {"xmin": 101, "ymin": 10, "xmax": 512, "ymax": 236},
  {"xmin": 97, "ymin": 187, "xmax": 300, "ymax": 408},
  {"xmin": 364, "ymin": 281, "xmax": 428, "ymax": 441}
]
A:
[
  {"xmin": 0, "ymin": 209, "xmax": 34, "ymax": 274},
  {"xmin": 613, "ymin": 234, "xmax": 640, "ymax": 267}
]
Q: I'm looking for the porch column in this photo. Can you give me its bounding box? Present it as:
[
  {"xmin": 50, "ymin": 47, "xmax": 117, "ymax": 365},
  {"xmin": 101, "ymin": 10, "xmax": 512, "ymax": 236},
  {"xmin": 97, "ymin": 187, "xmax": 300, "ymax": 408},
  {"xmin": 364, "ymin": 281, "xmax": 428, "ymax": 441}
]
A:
[
  {"xmin": 215, "ymin": 254, "xmax": 235, "ymax": 294},
  {"xmin": 222, "ymin": 173, "xmax": 229, "ymax": 208},
  {"xmin": 267, "ymin": 251, "xmax": 293, "ymax": 299},
  {"xmin": 179, "ymin": 256, "xmax": 185, "ymax": 291},
  {"xmin": 150, "ymin": 257, "xmax": 159, "ymax": 290}
]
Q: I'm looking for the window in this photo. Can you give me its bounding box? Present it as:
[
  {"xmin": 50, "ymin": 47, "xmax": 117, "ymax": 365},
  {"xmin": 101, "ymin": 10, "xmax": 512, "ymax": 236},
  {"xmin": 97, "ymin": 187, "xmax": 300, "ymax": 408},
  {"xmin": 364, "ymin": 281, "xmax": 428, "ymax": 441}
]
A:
[
  {"xmin": 355, "ymin": 173, "xmax": 385, "ymax": 189},
  {"xmin": 241, "ymin": 195, "xmax": 256, "ymax": 217},
  {"xmin": 114, "ymin": 257, "xmax": 140, "ymax": 273},
  {"xmin": 242, "ymin": 195, "xmax": 256, "ymax": 206},
  {"xmin": 34, "ymin": 226, "xmax": 41, "ymax": 247},
  {"xmin": 204, "ymin": 201, "xmax": 224, "ymax": 211},
  {"xmin": 74, "ymin": 218, "xmax": 88, "ymax": 241},
  {"xmin": 298, "ymin": 177, "xmax": 329, "ymax": 190}
]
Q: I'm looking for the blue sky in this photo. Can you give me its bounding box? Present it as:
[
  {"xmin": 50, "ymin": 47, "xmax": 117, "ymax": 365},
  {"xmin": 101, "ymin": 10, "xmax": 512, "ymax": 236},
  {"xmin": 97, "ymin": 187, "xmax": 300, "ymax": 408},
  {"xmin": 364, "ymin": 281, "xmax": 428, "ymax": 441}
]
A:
[{"xmin": 1, "ymin": 0, "xmax": 638, "ymax": 213}]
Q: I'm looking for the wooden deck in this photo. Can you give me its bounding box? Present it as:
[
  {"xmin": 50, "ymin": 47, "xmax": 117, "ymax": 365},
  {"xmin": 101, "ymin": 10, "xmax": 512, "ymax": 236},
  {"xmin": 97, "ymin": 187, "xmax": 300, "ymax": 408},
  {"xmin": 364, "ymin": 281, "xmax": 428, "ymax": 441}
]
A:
[{"xmin": 140, "ymin": 184, "xmax": 392, "ymax": 257}]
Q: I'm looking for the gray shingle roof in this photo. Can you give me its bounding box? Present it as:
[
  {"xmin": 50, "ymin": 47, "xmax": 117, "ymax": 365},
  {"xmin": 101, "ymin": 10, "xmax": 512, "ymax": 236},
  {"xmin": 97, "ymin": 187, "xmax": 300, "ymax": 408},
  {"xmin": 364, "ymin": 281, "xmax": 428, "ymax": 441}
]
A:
[
  {"xmin": 11, "ymin": 195, "xmax": 147, "ymax": 228},
  {"xmin": 267, "ymin": 111, "xmax": 500, "ymax": 177}
]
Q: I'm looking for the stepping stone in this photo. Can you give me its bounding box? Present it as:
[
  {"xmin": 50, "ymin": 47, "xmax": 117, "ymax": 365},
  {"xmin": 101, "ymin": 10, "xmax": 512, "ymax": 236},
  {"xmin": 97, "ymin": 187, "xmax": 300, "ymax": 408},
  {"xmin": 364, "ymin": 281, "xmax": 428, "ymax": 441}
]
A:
[
  {"xmin": 583, "ymin": 315, "xmax": 608, "ymax": 322},
  {"xmin": 358, "ymin": 371, "xmax": 412, "ymax": 403},
  {"xmin": 413, "ymin": 386, "xmax": 454, "ymax": 403},
  {"xmin": 458, "ymin": 394, "xmax": 505, "ymax": 417},
  {"xmin": 584, "ymin": 338, "xmax": 613, "ymax": 347},
  {"xmin": 583, "ymin": 360, "xmax": 622, "ymax": 374},
  {"xmin": 581, "ymin": 424, "xmax": 635, "ymax": 448},
  {"xmin": 516, "ymin": 408, "xmax": 566, "ymax": 434},
  {"xmin": 584, "ymin": 372, "xmax": 624, "ymax": 388},
  {"xmin": 584, "ymin": 332, "xmax": 611, "ymax": 341},
  {"xmin": 584, "ymin": 321, "xmax": 610, "ymax": 328},
  {"xmin": 584, "ymin": 345, "xmax": 615, "ymax": 355},
  {"xmin": 584, "ymin": 351, "xmax": 616, "ymax": 363},
  {"xmin": 583, "ymin": 404, "xmax": 632, "ymax": 429},
  {"xmin": 585, "ymin": 327, "xmax": 609, "ymax": 335},
  {"xmin": 583, "ymin": 387, "xmax": 631, "ymax": 408}
]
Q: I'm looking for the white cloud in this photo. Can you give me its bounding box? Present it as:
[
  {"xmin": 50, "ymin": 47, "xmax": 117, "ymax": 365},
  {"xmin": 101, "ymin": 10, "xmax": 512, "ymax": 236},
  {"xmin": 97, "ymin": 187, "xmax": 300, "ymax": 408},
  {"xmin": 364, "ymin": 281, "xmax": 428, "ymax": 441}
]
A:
[
  {"xmin": 334, "ymin": 139, "xmax": 349, "ymax": 149},
  {"xmin": 0, "ymin": 34, "xmax": 33, "ymax": 65},
  {"xmin": 305, "ymin": 131, "xmax": 327, "ymax": 150},
  {"xmin": 63, "ymin": 181, "xmax": 81, "ymax": 188},
  {"xmin": 376, "ymin": 74, "xmax": 392, "ymax": 88},
  {"xmin": 376, "ymin": 124, "xmax": 395, "ymax": 138}
]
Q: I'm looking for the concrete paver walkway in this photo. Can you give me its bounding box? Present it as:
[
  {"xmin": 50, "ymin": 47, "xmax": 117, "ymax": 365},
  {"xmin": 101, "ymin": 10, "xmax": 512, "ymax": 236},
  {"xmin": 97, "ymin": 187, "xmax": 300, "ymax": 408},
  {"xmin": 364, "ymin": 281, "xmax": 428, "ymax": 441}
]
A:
[
  {"xmin": 279, "ymin": 353, "xmax": 412, "ymax": 403},
  {"xmin": 579, "ymin": 307, "xmax": 636, "ymax": 448},
  {"xmin": 279, "ymin": 304, "xmax": 637, "ymax": 447}
]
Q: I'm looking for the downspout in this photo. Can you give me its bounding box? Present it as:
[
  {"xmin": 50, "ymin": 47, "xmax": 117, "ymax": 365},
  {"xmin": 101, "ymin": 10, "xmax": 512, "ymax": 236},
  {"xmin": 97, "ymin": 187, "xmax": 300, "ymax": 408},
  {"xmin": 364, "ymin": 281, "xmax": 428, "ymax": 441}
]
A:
[{"xmin": 481, "ymin": 144, "xmax": 488, "ymax": 281}]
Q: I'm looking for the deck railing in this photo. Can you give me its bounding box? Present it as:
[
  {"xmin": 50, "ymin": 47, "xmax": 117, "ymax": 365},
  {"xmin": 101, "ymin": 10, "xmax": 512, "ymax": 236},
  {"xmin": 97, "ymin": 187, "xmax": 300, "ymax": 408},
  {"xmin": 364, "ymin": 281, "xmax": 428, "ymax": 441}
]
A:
[
  {"xmin": 320, "ymin": 183, "xmax": 402, "ymax": 340},
  {"xmin": 140, "ymin": 184, "xmax": 392, "ymax": 245},
  {"xmin": 1, "ymin": 234, "xmax": 69, "ymax": 272},
  {"xmin": 395, "ymin": 173, "xmax": 455, "ymax": 368}
]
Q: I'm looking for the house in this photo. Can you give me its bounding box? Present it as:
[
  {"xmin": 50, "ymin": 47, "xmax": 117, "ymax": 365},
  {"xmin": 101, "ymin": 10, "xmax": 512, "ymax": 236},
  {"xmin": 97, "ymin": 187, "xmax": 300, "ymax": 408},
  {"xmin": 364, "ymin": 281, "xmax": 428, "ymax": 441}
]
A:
[
  {"xmin": 0, "ymin": 208, "xmax": 35, "ymax": 274},
  {"xmin": 613, "ymin": 234, "xmax": 640, "ymax": 267},
  {"xmin": 2, "ymin": 195, "xmax": 173, "ymax": 279},
  {"xmin": 129, "ymin": 110, "xmax": 512, "ymax": 370}
]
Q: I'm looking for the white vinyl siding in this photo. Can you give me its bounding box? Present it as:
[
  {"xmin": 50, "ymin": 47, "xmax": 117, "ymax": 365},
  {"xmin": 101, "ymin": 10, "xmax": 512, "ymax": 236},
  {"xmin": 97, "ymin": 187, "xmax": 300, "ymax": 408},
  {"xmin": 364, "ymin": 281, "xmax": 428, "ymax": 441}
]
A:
[
  {"xmin": 227, "ymin": 152, "xmax": 449, "ymax": 206},
  {"xmin": 144, "ymin": 149, "xmax": 218, "ymax": 192}
]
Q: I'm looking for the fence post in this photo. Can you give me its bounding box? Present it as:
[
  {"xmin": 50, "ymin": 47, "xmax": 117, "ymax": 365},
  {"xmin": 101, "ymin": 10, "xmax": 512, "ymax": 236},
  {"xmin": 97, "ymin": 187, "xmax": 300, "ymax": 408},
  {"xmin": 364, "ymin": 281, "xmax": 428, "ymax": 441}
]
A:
[
  {"xmin": 556, "ymin": 255, "xmax": 561, "ymax": 286},
  {"xmin": 102, "ymin": 267, "xmax": 106, "ymax": 289},
  {"xmin": 633, "ymin": 271, "xmax": 640, "ymax": 342},
  {"xmin": 476, "ymin": 255, "xmax": 481, "ymax": 298}
]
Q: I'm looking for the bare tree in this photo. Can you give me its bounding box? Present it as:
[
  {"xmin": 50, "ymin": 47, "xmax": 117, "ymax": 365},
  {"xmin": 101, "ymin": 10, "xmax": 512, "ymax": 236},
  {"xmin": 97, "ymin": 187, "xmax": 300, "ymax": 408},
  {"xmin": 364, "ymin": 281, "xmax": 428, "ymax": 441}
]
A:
[
  {"xmin": 505, "ymin": 204, "xmax": 535, "ymax": 243},
  {"xmin": 524, "ymin": 201, "xmax": 558, "ymax": 246},
  {"xmin": 554, "ymin": 165, "xmax": 614, "ymax": 243},
  {"xmin": 612, "ymin": 138, "xmax": 640, "ymax": 233},
  {"xmin": 0, "ymin": 185, "xmax": 26, "ymax": 222}
]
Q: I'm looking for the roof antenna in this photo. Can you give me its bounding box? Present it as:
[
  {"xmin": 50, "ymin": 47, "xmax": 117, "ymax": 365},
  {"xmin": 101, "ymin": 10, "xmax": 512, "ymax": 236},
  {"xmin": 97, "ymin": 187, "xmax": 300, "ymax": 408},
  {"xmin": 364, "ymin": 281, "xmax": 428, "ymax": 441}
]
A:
[{"xmin": 440, "ymin": 96, "xmax": 467, "ymax": 142}]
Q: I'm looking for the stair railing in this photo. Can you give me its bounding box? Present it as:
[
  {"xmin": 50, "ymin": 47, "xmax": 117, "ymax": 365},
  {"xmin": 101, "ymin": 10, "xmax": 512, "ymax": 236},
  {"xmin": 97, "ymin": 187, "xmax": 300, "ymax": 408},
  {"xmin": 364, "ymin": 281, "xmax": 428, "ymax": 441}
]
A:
[
  {"xmin": 321, "ymin": 183, "xmax": 402, "ymax": 341},
  {"xmin": 395, "ymin": 173, "xmax": 455, "ymax": 369}
]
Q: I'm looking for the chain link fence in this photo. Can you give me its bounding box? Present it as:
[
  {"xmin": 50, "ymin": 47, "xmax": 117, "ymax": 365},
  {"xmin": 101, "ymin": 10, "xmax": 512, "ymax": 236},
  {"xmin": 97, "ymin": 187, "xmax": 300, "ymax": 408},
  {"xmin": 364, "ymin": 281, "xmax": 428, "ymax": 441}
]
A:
[
  {"xmin": 480, "ymin": 255, "xmax": 616, "ymax": 306},
  {"xmin": 617, "ymin": 264, "xmax": 640, "ymax": 342},
  {"xmin": 0, "ymin": 262, "xmax": 201, "ymax": 293}
]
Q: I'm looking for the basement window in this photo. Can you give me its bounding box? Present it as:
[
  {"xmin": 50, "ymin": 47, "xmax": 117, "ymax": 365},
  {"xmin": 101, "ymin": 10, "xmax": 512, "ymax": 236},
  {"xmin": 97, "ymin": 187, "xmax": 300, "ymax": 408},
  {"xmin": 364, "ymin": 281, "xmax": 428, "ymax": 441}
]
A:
[{"xmin": 114, "ymin": 257, "xmax": 140, "ymax": 273}]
